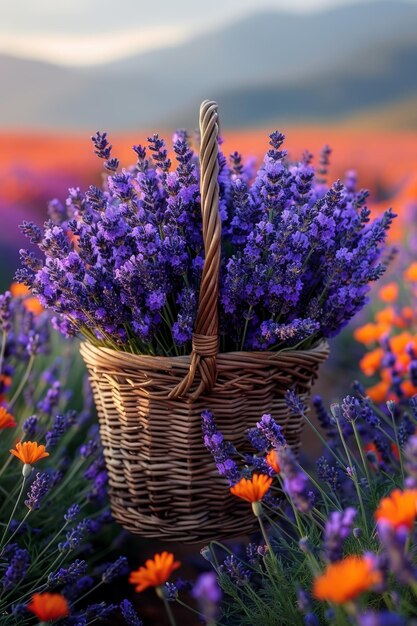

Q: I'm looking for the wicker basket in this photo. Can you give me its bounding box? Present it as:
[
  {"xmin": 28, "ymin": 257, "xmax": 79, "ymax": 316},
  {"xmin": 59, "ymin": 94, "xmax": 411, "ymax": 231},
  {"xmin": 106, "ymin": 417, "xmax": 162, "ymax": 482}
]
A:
[{"xmin": 80, "ymin": 101, "xmax": 329, "ymax": 542}]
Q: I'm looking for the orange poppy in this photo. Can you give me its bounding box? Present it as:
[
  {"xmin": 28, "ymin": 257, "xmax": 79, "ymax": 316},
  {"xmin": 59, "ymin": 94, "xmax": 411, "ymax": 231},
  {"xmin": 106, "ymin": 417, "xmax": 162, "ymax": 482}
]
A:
[
  {"xmin": 0, "ymin": 407, "xmax": 16, "ymax": 429},
  {"xmin": 359, "ymin": 348, "xmax": 384, "ymax": 376},
  {"xmin": 10, "ymin": 441, "xmax": 49, "ymax": 465},
  {"xmin": 404, "ymin": 262, "xmax": 417, "ymax": 282},
  {"xmin": 230, "ymin": 473, "xmax": 273, "ymax": 503},
  {"xmin": 375, "ymin": 489, "xmax": 417, "ymax": 530},
  {"xmin": 27, "ymin": 592, "xmax": 69, "ymax": 621},
  {"xmin": 266, "ymin": 450, "xmax": 280, "ymax": 474},
  {"xmin": 313, "ymin": 555, "xmax": 381, "ymax": 604},
  {"xmin": 390, "ymin": 332, "xmax": 413, "ymax": 356},
  {"xmin": 378, "ymin": 283, "xmax": 399, "ymax": 303},
  {"xmin": 129, "ymin": 552, "xmax": 181, "ymax": 592}
]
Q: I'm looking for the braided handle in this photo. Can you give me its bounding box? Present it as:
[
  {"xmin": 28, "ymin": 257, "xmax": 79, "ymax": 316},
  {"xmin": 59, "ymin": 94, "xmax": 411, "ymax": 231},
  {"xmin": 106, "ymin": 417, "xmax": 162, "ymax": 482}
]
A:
[{"xmin": 168, "ymin": 100, "xmax": 221, "ymax": 399}]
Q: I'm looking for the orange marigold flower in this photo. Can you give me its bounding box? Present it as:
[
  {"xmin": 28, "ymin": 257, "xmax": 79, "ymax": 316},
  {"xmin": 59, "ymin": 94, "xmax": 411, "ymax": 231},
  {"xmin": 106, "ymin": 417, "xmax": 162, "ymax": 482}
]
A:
[
  {"xmin": 0, "ymin": 374, "xmax": 12, "ymax": 389},
  {"xmin": 313, "ymin": 555, "xmax": 381, "ymax": 604},
  {"xmin": 10, "ymin": 441, "xmax": 49, "ymax": 465},
  {"xmin": 24, "ymin": 296, "xmax": 44, "ymax": 316},
  {"xmin": 27, "ymin": 592, "xmax": 69, "ymax": 621},
  {"xmin": 0, "ymin": 407, "xmax": 16, "ymax": 429},
  {"xmin": 390, "ymin": 332, "xmax": 413, "ymax": 356},
  {"xmin": 378, "ymin": 282, "xmax": 399, "ymax": 303},
  {"xmin": 404, "ymin": 262, "xmax": 417, "ymax": 282},
  {"xmin": 375, "ymin": 489, "xmax": 417, "ymax": 530},
  {"xmin": 375, "ymin": 307, "xmax": 396, "ymax": 326},
  {"xmin": 9, "ymin": 282, "xmax": 43, "ymax": 316},
  {"xmin": 230, "ymin": 473, "xmax": 273, "ymax": 503},
  {"xmin": 401, "ymin": 380, "xmax": 417, "ymax": 398},
  {"xmin": 359, "ymin": 348, "xmax": 384, "ymax": 376},
  {"xmin": 354, "ymin": 323, "xmax": 377, "ymax": 344},
  {"xmin": 266, "ymin": 450, "xmax": 280, "ymax": 474},
  {"xmin": 129, "ymin": 552, "xmax": 181, "ymax": 593},
  {"xmin": 365, "ymin": 381, "xmax": 390, "ymax": 404},
  {"xmin": 10, "ymin": 282, "xmax": 30, "ymax": 298}
]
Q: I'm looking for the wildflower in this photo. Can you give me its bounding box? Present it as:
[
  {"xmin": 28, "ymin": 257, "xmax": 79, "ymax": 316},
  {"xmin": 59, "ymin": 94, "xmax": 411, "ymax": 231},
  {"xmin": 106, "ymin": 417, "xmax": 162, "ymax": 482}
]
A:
[
  {"xmin": 3, "ymin": 547, "xmax": 30, "ymax": 590},
  {"xmin": 404, "ymin": 262, "xmax": 417, "ymax": 282},
  {"xmin": 357, "ymin": 611, "xmax": 406, "ymax": 626},
  {"xmin": 10, "ymin": 441, "xmax": 49, "ymax": 473},
  {"xmin": 192, "ymin": 572, "xmax": 222, "ymax": 623},
  {"xmin": 202, "ymin": 410, "xmax": 240, "ymax": 485},
  {"xmin": 323, "ymin": 508, "xmax": 357, "ymax": 562},
  {"xmin": 375, "ymin": 489, "xmax": 417, "ymax": 531},
  {"xmin": 378, "ymin": 283, "xmax": 399, "ymax": 303},
  {"xmin": 313, "ymin": 555, "xmax": 381, "ymax": 603},
  {"xmin": 256, "ymin": 414, "xmax": 286, "ymax": 449},
  {"xmin": 359, "ymin": 348, "xmax": 384, "ymax": 376},
  {"xmin": 27, "ymin": 592, "xmax": 69, "ymax": 622},
  {"xmin": 278, "ymin": 446, "xmax": 313, "ymax": 513},
  {"xmin": 230, "ymin": 473, "xmax": 272, "ymax": 503},
  {"xmin": 220, "ymin": 555, "xmax": 251, "ymax": 586},
  {"xmin": 129, "ymin": 552, "xmax": 181, "ymax": 593},
  {"xmin": 120, "ymin": 599, "xmax": 143, "ymax": 626},
  {"xmin": 25, "ymin": 472, "xmax": 51, "ymax": 510},
  {"xmin": 266, "ymin": 449, "xmax": 280, "ymax": 473},
  {"xmin": 0, "ymin": 406, "xmax": 16, "ymax": 429},
  {"xmin": 101, "ymin": 556, "xmax": 129, "ymax": 583}
]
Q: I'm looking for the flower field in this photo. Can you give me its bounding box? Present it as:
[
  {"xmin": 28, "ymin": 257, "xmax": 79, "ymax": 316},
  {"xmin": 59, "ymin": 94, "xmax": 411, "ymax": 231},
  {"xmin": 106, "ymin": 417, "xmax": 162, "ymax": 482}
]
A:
[{"xmin": 1, "ymin": 118, "xmax": 417, "ymax": 626}]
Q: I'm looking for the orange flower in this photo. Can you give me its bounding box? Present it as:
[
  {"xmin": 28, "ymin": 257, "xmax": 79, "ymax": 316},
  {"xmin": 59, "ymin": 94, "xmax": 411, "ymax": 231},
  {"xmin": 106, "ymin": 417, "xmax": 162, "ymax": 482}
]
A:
[
  {"xmin": 401, "ymin": 380, "xmax": 417, "ymax": 398},
  {"xmin": 378, "ymin": 282, "xmax": 399, "ymax": 303},
  {"xmin": 27, "ymin": 592, "xmax": 69, "ymax": 621},
  {"xmin": 129, "ymin": 552, "xmax": 181, "ymax": 592},
  {"xmin": 354, "ymin": 323, "xmax": 389, "ymax": 345},
  {"xmin": 313, "ymin": 555, "xmax": 381, "ymax": 604},
  {"xmin": 230, "ymin": 473, "xmax": 273, "ymax": 503},
  {"xmin": 404, "ymin": 262, "xmax": 417, "ymax": 282},
  {"xmin": 359, "ymin": 348, "xmax": 384, "ymax": 376},
  {"xmin": 375, "ymin": 307, "xmax": 396, "ymax": 326},
  {"xmin": 375, "ymin": 489, "xmax": 417, "ymax": 530},
  {"xmin": 0, "ymin": 407, "xmax": 16, "ymax": 429},
  {"xmin": 9, "ymin": 282, "xmax": 43, "ymax": 316},
  {"xmin": 266, "ymin": 450, "xmax": 280, "ymax": 474},
  {"xmin": 365, "ymin": 380, "xmax": 390, "ymax": 404},
  {"xmin": 390, "ymin": 332, "xmax": 413, "ymax": 356},
  {"xmin": 0, "ymin": 374, "xmax": 12, "ymax": 389},
  {"xmin": 10, "ymin": 282, "xmax": 30, "ymax": 298},
  {"xmin": 24, "ymin": 297, "xmax": 44, "ymax": 316},
  {"xmin": 10, "ymin": 441, "xmax": 49, "ymax": 465}
]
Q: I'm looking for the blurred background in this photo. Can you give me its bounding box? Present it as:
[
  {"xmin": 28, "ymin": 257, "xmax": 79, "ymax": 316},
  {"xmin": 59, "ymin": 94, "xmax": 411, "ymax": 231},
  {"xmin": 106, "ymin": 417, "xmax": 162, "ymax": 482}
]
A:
[{"xmin": 1, "ymin": 0, "xmax": 417, "ymax": 286}]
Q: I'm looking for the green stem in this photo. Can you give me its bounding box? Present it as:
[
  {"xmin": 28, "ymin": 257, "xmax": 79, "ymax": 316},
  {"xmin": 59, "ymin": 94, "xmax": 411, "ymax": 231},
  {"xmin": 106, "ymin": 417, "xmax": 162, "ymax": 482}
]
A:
[
  {"xmin": 0, "ymin": 474, "xmax": 26, "ymax": 549},
  {"xmin": 158, "ymin": 588, "xmax": 177, "ymax": 626},
  {"xmin": 352, "ymin": 422, "xmax": 371, "ymax": 486},
  {"xmin": 0, "ymin": 330, "xmax": 7, "ymax": 376},
  {"xmin": 9, "ymin": 354, "xmax": 35, "ymax": 408}
]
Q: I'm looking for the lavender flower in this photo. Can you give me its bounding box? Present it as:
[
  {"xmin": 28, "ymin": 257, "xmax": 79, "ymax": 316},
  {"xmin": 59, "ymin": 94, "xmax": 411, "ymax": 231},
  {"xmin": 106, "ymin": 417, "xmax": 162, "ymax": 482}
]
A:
[
  {"xmin": 256, "ymin": 414, "xmax": 286, "ymax": 449},
  {"xmin": 278, "ymin": 447, "xmax": 313, "ymax": 513},
  {"xmin": 323, "ymin": 508, "xmax": 357, "ymax": 562},
  {"xmin": 220, "ymin": 556, "xmax": 251, "ymax": 586},
  {"xmin": 101, "ymin": 556, "xmax": 129, "ymax": 583},
  {"xmin": 3, "ymin": 548, "xmax": 30, "ymax": 590},
  {"xmin": 191, "ymin": 572, "xmax": 222, "ymax": 623},
  {"xmin": 120, "ymin": 599, "xmax": 143, "ymax": 626},
  {"xmin": 201, "ymin": 410, "xmax": 240, "ymax": 485},
  {"xmin": 18, "ymin": 129, "xmax": 394, "ymax": 356},
  {"xmin": 25, "ymin": 472, "xmax": 51, "ymax": 510}
]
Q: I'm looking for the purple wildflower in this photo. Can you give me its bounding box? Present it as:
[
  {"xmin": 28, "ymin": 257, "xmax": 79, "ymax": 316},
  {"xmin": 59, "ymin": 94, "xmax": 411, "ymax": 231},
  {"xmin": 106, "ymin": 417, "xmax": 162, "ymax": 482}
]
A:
[
  {"xmin": 323, "ymin": 508, "xmax": 357, "ymax": 562},
  {"xmin": 120, "ymin": 599, "xmax": 143, "ymax": 626},
  {"xmin": 201, "ymin": 410, "xmax": 240, "ymax": 485},
  {"xmin": 25, "ymin": 472, "xmax": 51, "ymax": 510},
  {"xmin": 278, "ymin": 447, "xmax": 313, "ymax": 513},
  {"xmin": 191, "ymin": 572, "xmax": 222, "ymax": 623},
  {"xmin": 256, "ymin": 414, "xmax": 286, "ymax": 449},
  {"xmin": 101, "ymin": 556, "xmax": 129, "ymax": 583}
]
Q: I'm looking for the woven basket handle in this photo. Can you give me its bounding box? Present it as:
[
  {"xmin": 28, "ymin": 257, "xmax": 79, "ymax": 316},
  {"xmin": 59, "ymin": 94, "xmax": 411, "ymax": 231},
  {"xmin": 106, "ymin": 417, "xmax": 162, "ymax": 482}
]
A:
[{"xmin": 168, "ymin": 100, "xmax": 221, "ymax": 399}]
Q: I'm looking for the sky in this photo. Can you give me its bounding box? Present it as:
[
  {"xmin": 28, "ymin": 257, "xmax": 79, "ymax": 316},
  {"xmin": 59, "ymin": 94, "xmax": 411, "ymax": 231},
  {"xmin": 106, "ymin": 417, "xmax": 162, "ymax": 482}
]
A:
[{"xmin": 1, "ymin": 0, "xmax": 414, "ymax": 65}]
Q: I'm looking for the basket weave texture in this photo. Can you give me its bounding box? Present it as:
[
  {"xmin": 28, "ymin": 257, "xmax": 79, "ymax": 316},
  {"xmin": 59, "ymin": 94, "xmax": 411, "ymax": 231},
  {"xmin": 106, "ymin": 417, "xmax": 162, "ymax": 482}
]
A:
[{"xmin": 80, "ymin": 101, "xmax": 329, "ymax": 542}]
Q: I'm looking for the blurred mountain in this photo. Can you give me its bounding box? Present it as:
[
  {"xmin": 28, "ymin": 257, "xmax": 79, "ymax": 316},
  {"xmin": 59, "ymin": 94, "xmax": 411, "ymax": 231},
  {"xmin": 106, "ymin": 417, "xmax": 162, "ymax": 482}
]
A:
[{"xmin": 2, "ymin": 0, "xmax": 417, "ymax": 130}]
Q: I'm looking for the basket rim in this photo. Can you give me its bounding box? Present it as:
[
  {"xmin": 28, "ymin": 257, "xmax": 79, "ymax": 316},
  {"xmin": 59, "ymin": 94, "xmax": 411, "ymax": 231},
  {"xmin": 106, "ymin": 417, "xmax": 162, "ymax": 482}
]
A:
[{"xmin": 80, "ymin": 337, "xmax": 330, "ymax": 371}]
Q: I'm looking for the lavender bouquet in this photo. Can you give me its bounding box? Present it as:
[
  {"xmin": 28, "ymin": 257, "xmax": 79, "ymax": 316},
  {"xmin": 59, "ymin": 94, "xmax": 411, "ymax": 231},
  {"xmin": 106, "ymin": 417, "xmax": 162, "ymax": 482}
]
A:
[{"xmin": 17, "ymin": 130, "xmax": 394, "ymax": 357}]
